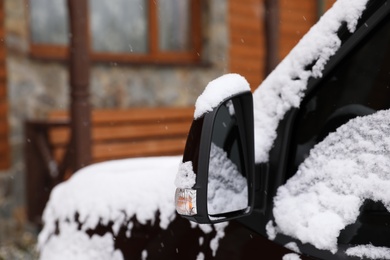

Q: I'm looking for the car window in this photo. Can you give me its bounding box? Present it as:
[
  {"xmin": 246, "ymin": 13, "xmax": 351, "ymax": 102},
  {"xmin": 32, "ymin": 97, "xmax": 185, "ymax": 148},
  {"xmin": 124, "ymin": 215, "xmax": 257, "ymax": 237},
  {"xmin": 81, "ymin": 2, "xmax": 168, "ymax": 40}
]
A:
[{"xmin": 287, "ymin": 14, "xmax": 390, "ymax": 247}]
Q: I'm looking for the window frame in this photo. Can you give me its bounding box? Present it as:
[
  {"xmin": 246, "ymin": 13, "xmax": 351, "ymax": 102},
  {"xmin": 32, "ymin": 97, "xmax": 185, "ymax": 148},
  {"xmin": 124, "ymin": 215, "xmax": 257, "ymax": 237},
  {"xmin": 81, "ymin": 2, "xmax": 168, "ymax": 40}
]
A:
[{"xmin": 27, "ymin": 0, "xmax": 202, "ymax": 65}]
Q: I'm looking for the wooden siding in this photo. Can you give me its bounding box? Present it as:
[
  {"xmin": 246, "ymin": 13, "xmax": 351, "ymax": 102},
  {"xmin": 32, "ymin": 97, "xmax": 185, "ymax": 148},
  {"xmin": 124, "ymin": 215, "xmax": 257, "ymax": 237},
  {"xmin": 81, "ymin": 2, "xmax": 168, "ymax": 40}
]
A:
[
  {"xmin": 279, "ymin": 0, "xmax": 336, "ymax": 59},
  {"xmin": 228, "ymin": 0, "xmax": 264, "ymax": 91},
  {"xmin": 279, "ymin": 0, "xmax": 318, "ymax": 59},
  {"xmin": 0, "ymin": 0, "xmax": 8, "ymax": 170}
]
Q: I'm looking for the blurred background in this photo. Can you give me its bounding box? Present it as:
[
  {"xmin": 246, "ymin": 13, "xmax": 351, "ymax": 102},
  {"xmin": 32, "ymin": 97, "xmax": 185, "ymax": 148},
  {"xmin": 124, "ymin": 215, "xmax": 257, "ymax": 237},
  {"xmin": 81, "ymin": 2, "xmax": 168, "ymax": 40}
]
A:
[{"xmin": 0, "ymin": 0, "xmax": 335, "ymax": 258}]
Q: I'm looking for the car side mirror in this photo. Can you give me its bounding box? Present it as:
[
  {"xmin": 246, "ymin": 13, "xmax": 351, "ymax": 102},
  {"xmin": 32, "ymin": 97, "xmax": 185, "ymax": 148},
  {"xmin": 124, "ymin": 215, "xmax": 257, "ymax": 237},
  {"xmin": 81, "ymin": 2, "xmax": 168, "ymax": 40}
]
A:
[{"xmin": 175, "ymin": 91, "xmax": 255, "ymax": 224}]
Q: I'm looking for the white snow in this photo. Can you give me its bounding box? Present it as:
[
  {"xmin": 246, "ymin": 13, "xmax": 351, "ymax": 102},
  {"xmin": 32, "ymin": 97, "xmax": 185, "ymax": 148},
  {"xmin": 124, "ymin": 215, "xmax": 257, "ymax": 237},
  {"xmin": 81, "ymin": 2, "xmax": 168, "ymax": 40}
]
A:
[
  {"xmin": 252, "ymin": 0, "xmax": 369, "ymax": 163},
  {"xmin": 194, "ymin": 73, "xmax": 250, "ymax": 119},
  {"xmin": 38, "ymin": 156, "xmax": 228, "ymax": 258},
  {"xmin": 284, "ymin": 242, "xmax": 301, "ymax": 254},
  {"xmin": 346, "ymin": 244, "xmax": 390, "ymax": 259},
  {"xmin": 196, "ymin": 252, "xmax": 205, "ymax": 260},
  {"xmin": 273, "ymin": 109, "xmax": 390, "ymax": 252},
  {"xmin": 39, "ymin": 221, "xmax": 123, "ymax": 260},
  {"xmin": 174, "ymin": 161, "xmax": 196, "ymax": 188},
  {"xmin": 209, "ymin": 222, "xmax": 229, "ymax": 257},
  {"xmin": 283, "ymin": 253, "xmax": 302, "ymax": 260},
  {"xmin": 266, "ymin": 220, "xmax": 277, "ymax": 240},
  {"xmin": 207, "ymin": 143, "xmax": 248, "ymax": 215},
  {"xmin": 141, "ymin": 250, "xmax": 147, "ymax": 260}
]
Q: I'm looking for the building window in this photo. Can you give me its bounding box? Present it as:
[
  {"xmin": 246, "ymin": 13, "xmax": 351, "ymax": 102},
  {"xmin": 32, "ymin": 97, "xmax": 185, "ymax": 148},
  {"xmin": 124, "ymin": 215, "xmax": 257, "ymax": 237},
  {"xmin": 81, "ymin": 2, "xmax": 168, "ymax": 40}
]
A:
[{"xmin": 28, "ymin": 0, "xmax": 202, "ymax": 64}]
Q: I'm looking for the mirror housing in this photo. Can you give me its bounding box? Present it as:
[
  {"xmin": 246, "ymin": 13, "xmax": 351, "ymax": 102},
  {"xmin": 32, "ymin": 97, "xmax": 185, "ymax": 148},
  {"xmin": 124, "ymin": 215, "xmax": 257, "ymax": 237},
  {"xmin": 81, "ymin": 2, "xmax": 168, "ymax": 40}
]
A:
[{"xmin": 175, "ymin": 91, "xmax": 255, "ymax": 224}]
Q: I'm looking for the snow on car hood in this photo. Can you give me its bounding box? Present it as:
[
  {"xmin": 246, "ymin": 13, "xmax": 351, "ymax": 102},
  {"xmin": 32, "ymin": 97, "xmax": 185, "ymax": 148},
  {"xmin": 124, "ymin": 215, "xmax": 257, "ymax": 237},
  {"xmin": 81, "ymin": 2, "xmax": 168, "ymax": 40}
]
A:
[
  {"xmin": 272, "ymin": 109, "xmax": 390, "ymax": 253},
  {"xmin": 38, "ymin": 156, "xmax": 227, "ymax": 259},
  {"xmin": 252, "ymin": 0, "xmax": 369, "ymax": 163}
]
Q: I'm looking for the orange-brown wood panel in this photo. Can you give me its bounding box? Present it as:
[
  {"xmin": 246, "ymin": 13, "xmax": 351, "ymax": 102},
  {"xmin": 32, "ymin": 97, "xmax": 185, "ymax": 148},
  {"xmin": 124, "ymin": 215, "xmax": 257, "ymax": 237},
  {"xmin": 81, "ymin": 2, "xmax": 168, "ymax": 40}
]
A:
[
  {"xmin": 229, "ymin": 16, "xmax": 263, "ymax": 32},
  {"xmin": 230, "ymin": 47, "xmax": 265, "ymax": 60},
  {"xmin": 48, "ymin": 107, "xmax": 194, "ymax": 124},
  {"xmin": 93, "ymin": 138, "xmax": 187, "ymax": 162},
  {"xmin": 228, "ymin": 0, "xmax": 264, "ymax": 91},
  {"xmin": 53, "ymin": 138, "xmax": 188, "ymax": 163},
  {"xmin": 230, "ymin": 59, "xmax": 265, "ymax": 73},
  {"xmin": 229, "ymin": 1, "xmax": 262, "ymax": 17},
  {"xmin": 49, "ymin": 121, "xmax": 192, "ymax": 146},
  {"xmin": 325, "ymin": 0, "xmax": 337, "ymax": 10},
  {"xmin": 279, "ymin": 0, "xmax": 317, "ymax": 59},
  {"xmin": 280, "ymin": 12, "xmax": 316, "ymax": 24},
  {"xmin": 0, "ymin": 81, "xmax": 5, "ymax": 97},
  {"xmin": 231, "ymin": 33, "xmax": 264, "ymax": 48},
  {"xmin": 0, "ymin": 66, "xmax": 6, "ymax": 81},
  {"xmin": 48, "ymin": 107, "xmax": 193, "ymax": 165}
]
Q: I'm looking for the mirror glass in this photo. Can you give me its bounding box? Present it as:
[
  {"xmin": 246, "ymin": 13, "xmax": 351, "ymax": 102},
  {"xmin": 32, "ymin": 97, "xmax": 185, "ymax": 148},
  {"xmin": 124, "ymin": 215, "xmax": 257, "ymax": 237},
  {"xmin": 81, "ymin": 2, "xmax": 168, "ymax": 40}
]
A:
[{"xmin": 207, "ymin": 99, "xmax": 249, "ymax": 216}]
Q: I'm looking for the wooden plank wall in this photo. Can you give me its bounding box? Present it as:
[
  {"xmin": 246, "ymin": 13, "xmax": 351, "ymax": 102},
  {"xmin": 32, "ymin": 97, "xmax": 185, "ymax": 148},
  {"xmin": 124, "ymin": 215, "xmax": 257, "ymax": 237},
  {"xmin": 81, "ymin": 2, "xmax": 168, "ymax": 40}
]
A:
[
  {"xmin": 228, "ymin": 0, "xmax": 264, "ymax": 91},
  {"xmin": 0, "ymin": 0, "xmax": 9, "ymax": 170},
  {"xmin": 228, "ymin": 0, "xmax": 336, "ymax": 90},
  {"xmin": 279, "ymin": 0, "xmax": 336, "ymax": 59}
]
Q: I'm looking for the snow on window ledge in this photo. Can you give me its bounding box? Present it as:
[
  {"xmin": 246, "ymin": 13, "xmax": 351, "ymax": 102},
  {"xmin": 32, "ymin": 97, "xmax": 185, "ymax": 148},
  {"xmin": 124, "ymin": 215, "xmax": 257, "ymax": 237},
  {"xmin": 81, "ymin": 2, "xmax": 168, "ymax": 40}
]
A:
[
  {"xmin": 346, "ymin": 244, "xmax": 390, "ymax": 259},
  {"xmin": 252, "ymin": 0, "xmax": 369, "ymax": 163}
]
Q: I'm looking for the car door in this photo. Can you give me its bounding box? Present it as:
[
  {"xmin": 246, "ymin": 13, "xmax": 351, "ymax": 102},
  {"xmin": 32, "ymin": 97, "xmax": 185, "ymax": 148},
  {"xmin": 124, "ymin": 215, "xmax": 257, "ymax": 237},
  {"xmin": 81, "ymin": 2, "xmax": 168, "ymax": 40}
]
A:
[{"xmin": 265, "ymin": 1, "xmax": 390, "ymax": 258}]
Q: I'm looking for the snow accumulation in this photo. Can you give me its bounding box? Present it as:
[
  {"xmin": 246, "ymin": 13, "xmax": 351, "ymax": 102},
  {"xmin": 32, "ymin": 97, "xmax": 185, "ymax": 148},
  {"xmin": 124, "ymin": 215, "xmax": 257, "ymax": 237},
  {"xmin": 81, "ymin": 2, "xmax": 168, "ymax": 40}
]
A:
[
  {"xmin": 174, "ymin": 161, "xmax": 196, "ymax": 189},
  {"xmin": 282, "ymin": 253, "xmax": 302, "ymax": 260},
  {"xmin": 284, "ymin": 242, "xmax": 301, "ymax": 254},
  {"xmin": 346, "ymin": 244, "xmax": 390, "ymax": 259},
  {"xmin": 272, "ymin": 109, "xmax": 390, "ymax": 253},
  {"xmin": 39, "ymin": 222, "xmax": 123, "ymax": 260},
  {"xmin": 252, "ymin": 0, "xmax": 369, "ymax": 163},
  {"xmin": 207, "ymin": 143, "xmax": 248, "ymax": 215},
  {"xmin": 38, "ymin": 156, "xmax": 227, "ymax": 259},
  {"xmin": 194, "ymin": 73, "xmax": 250, "ymax": 119}
]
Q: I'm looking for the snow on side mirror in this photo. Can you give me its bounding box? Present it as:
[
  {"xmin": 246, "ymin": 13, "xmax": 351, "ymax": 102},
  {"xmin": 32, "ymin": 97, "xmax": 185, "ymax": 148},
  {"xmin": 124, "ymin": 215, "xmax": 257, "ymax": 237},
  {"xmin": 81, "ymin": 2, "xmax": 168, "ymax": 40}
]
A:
[{"xmin": 175, "ymin": 92, "xmax": 255, "ymax": 224}]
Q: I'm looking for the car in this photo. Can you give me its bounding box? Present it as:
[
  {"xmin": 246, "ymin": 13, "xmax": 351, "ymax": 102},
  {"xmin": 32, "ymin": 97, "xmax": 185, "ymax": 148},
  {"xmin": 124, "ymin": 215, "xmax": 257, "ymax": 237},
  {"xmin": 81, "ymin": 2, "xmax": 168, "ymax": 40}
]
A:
[
  {"xmin": 38, "ymin": 0, "xmax": 390, "ymax": 259},
  {"xmin": 175, "ymin": 0, "xmax": 390, "ymax": 259}
]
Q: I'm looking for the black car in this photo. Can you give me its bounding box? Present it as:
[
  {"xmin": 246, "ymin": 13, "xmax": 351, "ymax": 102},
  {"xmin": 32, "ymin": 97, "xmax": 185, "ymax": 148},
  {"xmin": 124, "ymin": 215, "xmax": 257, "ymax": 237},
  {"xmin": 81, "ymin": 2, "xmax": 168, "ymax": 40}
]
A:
[
  {"xmin": 175, "ymin": 0, "xmax": 390, "ymax": 259},
  {"xmin": 38, "ymin": 0, "xmax": 390, "ymax": 259}
]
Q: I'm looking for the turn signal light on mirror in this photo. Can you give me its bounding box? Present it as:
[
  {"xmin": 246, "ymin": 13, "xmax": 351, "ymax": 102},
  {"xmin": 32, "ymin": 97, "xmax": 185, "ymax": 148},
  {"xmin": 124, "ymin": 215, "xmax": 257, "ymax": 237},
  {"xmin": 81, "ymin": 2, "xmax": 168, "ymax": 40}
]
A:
[{"xmin": 175, "ymin": 188, "xmax": 197, "ymax": 216}]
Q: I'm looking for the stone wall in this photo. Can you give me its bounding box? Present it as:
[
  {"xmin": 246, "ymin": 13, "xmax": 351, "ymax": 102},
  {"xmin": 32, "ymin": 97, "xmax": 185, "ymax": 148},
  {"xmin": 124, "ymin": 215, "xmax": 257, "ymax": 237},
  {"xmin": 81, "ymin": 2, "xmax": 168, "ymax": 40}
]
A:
[{"xmin": 2, "ymin": 0, "xmax": 229, "ymax": 244}]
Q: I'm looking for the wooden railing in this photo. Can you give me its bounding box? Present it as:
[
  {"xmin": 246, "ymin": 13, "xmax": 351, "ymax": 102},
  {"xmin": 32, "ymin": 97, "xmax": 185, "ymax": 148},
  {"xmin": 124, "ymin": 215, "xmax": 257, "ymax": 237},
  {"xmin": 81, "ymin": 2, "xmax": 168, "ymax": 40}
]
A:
[{"xmin": 24, "ymin": 107, "xmax": 194, "ymax": 225}]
